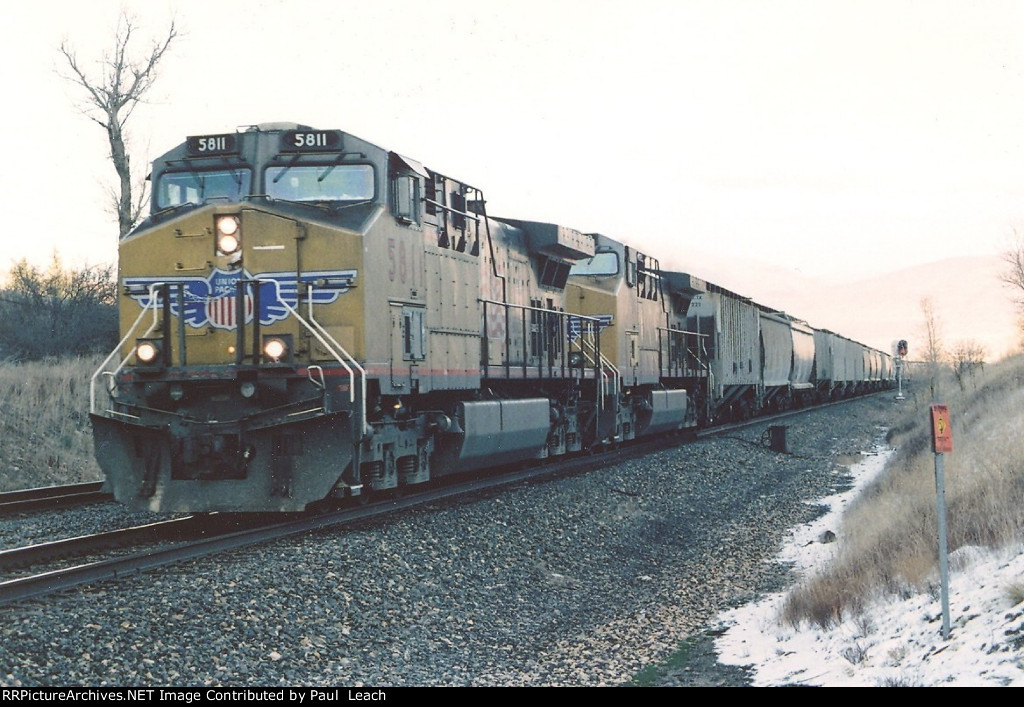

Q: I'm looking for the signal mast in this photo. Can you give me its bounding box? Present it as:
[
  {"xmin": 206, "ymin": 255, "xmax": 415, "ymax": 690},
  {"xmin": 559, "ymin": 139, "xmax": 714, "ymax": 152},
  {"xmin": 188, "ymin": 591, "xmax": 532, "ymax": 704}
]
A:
[{"xmin": 895, "ymin": 339, "xmax": 908, "ymax": 400}]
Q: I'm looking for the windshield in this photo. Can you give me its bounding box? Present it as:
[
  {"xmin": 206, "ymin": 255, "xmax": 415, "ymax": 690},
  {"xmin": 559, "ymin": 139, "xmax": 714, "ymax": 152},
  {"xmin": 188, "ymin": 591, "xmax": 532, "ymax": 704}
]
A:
[
  {"xmin": 155, "ymin": 168, "xmax": 252, "ymax": 208},
  {"xmin": 568, "ymin": 251, "xmax": 619, "ymax": 277},
  {"xmin": 265, "ymin": 164, "xmax": 374, "ymax": 202}
]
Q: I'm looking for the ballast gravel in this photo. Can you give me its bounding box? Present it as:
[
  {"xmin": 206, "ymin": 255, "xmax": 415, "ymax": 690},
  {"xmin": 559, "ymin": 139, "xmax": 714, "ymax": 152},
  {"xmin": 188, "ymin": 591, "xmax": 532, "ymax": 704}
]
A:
[{"xmin": 0, "ymin": 394, "xmax": 897, "ymax": 686}]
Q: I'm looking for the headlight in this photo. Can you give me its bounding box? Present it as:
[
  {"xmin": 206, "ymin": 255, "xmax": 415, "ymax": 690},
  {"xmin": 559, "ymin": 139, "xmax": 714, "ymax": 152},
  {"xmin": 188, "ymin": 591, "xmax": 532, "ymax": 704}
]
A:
[
  {"xmin": 215, "ymin": 215, "xmax": 241, "ymax": 255},
  {"xmin": 135, "ymin": 339, "xmax": 163, "ymax": 365},
  {"xmin": 217, "ymin": 215, "xmax": 239, "ymax": 236},
  {"xmin": 218, "ymin": 233, "xmax": 240, "ymax": 254},
  {"xmin": 262, "ymin": 335, "xmax": 290, "ymax": 363}
]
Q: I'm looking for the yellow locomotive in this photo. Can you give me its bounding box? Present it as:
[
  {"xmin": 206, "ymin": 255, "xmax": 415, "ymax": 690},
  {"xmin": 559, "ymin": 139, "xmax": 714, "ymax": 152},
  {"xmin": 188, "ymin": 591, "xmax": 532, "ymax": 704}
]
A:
[
  {"xmin": 89, "ymin": 122, "xmax": 889, "ymax": 513},
  {"xmin": 90, "ymin": 123, "xmax": 704, "ymax": 512}
]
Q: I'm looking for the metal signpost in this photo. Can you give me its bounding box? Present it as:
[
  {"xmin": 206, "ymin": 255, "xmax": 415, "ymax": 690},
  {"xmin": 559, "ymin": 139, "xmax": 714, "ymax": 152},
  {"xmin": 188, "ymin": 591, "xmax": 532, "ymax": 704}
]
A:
[{"xmin": 930, "ymin": 403, "xmax": 953, "ymax": 640}]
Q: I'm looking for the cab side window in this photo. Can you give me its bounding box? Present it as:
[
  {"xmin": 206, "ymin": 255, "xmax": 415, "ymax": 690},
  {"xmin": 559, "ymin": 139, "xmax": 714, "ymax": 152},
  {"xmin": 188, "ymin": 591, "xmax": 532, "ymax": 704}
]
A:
[{"xmin": 392, "ymin": 173, "xmax": 421, "ymax": 225}]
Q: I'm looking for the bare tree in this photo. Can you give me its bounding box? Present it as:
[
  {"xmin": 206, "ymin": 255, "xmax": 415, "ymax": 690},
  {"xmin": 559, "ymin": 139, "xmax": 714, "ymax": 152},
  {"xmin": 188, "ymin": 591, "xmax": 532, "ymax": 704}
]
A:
[
  {"xmin": 0, "ymin": 254, "xmax": 118, "ymax": 360},
  {"xmin": 951, "ymin": 339, "xmax": 986, "ymax": 392},
  {"xmin": 920, "ymin": 297, "xmax": 946, "ymax": 400},
  {"xmin": 1002, "ymin": 229, "xmax": 1024, "ymax": 306},
  {"xmin": 59, "ymin": 13, "xmax": 178, "ymax": 238},
  {"xmin": 921, "ymin": 298, "xmax": 945, "ymax": 364}
]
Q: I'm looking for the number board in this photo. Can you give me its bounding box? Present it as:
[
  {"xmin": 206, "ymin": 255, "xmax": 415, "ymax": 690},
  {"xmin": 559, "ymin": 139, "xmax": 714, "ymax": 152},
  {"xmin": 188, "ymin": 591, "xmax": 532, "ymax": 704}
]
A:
[
  {"xmin": 186, "ymin": 134, "xmax": 239, "ymax": 156},
  {"xmin": 281, "ymin": 130, "xmax": 342, "ymax": 152}
]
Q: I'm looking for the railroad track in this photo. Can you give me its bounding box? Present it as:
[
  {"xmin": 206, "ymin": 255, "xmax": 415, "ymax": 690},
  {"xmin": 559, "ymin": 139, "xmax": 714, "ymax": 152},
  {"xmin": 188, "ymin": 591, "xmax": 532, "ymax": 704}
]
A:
[
  {"xmin": 0, "ymin": 478, "xmax": 507, "ymax": 606},
  {"xmin": 0, "ymin": 393, "xmax": 884, "ymax": 607},
  {"xmin": 0, "ymin": 481, "xmax": 112, "ymax": 514}
]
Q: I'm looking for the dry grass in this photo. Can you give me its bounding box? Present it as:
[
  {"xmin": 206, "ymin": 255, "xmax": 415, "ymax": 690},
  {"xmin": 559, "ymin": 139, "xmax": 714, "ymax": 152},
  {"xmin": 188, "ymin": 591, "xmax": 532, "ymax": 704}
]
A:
[
  {"xmin": 0, "ymin": 356, "xmax": 104, "ymax": 491},
  {"xmin": 782, "ymin": 355, "xmax": 1024, "ymax": 628},
  {"xmin": 1007, "ymin": 581, "xmax": 1024, "ymax": 608}
]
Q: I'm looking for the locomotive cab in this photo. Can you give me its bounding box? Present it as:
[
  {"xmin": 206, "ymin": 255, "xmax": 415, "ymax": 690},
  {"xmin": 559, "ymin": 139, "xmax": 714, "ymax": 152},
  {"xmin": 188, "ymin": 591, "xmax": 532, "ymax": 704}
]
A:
[{"xmin": 92, "ymin": 124, "xmax": 389, "ymax": 512}]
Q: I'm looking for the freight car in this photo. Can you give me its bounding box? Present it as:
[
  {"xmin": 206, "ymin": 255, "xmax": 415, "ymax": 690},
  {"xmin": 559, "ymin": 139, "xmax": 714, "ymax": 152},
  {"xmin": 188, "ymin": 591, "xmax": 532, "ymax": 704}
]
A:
[
  {"xmin": 684, "ymin": 285, "xmax": 893, "ymax": 423},
  {"xmin": 89, "ymin": 123, "xmax": 891, "ymax": 513}
]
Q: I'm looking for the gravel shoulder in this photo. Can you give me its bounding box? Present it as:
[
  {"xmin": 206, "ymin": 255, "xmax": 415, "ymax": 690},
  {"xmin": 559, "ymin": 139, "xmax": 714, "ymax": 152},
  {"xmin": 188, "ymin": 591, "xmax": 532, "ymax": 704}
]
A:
[{"xmin": 0, "ymin": 394, "xmax": 898, "ymax": 687}]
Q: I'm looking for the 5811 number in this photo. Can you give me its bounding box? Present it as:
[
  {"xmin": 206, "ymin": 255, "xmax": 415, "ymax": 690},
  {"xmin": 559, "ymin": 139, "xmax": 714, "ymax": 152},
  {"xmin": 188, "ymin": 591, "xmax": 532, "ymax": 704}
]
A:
[
  {"xmin": 186, "ymin": 133, "xmax": 237, "ymax": 156},
  {"xmin": 282, "ymin": 130, "xmax": 341, "ymax": 152},
  {"xmin": 293, "ymin": 133, "xmax": 329, "ymax": 148},
  {"xmin": 196, "ymin": 136, "xmax": 228, "ymax": 152}
]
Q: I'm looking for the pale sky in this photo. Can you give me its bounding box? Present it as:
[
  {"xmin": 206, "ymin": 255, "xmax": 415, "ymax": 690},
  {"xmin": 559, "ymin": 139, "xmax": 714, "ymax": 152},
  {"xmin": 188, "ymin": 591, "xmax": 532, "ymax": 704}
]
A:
[{"xmin": 3, "ymin": 0, "xmax": 1023, "ymax": 281}]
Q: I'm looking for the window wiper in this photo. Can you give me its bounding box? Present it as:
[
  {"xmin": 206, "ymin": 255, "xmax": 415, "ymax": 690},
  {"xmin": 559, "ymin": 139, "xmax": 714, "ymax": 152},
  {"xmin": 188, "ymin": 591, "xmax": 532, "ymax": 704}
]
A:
[
  {"xmin": 272, "ymin": 154, "xmax": 303, "ymax": 184},
  {"xmin": 266, "ymin": 197, "xmax": 332, "ymax": 214},
  {"xmin": 267, "ymin": 197, "xmax": 373, "ymax": 215},
  {"xmin": 318, "ymin": 164, "xmax": 338, "ymax": 183},
  {"xmin": 334, "ymin": 198, "xmax": 373, "ymax": 210},
  {"xmin": 317, "ymin": 153, "xmax": 347, "ymax": 183},
  {"xmin": 150, "ymin": 201, "xmax": 199, "ymax": 220}
]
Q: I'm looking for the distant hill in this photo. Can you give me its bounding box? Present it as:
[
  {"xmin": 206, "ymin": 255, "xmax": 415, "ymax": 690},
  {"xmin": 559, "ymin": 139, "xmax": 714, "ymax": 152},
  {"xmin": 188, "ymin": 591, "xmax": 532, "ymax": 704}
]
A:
[{"xmin": 664, "ymin": 252, "xmax": 1021, "ymax": 362}]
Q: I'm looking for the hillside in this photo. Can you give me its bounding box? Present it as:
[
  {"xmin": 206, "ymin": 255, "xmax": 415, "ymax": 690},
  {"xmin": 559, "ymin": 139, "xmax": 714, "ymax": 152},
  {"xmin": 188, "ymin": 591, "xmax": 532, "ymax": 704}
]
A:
[{"xmin": 665, "ymin": 252, "xmax": 1020, "ymax": 361}]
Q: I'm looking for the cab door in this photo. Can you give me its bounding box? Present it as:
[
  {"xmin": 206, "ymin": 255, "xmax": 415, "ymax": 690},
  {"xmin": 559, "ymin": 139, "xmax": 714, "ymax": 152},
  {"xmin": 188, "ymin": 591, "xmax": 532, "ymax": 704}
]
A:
[{"xmin": 390, "ymin": 303, "xmax": 425, "ymax": 394}]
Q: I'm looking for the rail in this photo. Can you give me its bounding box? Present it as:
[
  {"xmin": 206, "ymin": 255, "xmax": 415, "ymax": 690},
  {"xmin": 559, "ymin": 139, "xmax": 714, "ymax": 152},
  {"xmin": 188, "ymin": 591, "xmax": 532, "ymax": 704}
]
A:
[{"xmin": 0, "ymin": 482, "xmax": 110, "ymax": 514}]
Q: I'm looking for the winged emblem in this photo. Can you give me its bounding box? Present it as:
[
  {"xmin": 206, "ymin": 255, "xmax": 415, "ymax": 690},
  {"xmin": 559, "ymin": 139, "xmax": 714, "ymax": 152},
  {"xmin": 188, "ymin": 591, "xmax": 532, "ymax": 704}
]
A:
[
  {"xmin": 123, "ymin": 268, "xmax": 357, "ymax": 330},
  {"xmin": 567, "ymin": 314, "xmax": 614, "ymax": 342}
]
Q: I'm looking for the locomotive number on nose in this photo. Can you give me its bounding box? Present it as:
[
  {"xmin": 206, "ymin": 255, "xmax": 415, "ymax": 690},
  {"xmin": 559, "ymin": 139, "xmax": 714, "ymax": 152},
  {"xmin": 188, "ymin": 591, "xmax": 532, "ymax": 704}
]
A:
[
  {"xmin": 198, "ymin": 136, "xmax": 227, "ymax": 152},
  {"xmin": 281, "ymin": 130, "xmax": 342, "ymax": 152},
  {"xmin": 294, "ymin": 133, "xmax": 328, "ymax": 148},
  {"xmin": 186, "ymin": 134, "xmax": 238, "ymax": 156}
]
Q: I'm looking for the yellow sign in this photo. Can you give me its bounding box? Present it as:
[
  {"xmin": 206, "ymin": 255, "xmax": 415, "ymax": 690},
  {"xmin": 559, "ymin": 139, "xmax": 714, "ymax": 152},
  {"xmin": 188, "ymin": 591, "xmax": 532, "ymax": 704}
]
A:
[{"xmin": 931, "ymin": 404, "xmax": 953, "ymax": 454}]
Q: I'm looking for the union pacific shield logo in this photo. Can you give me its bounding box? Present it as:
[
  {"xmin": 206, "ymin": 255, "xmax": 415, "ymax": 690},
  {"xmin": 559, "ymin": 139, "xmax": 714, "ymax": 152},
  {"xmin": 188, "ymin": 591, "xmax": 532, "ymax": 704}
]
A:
[
  {"xmin": 124, "ymin": 268, "xmax": 357, "ymax": 330},
  {"xmin": 204, "ymin": 269, "xmax": 256, "ymax": 328},
  {"xmin": 205, "ymin": 291, "xmax": 255, "ymax": 328}
]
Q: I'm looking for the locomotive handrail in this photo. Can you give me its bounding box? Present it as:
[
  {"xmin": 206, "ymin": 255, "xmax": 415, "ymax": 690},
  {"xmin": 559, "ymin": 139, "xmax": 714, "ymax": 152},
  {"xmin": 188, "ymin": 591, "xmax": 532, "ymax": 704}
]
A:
[
  {"xmin": 655, "ymin": 326, "xmax": 707, "ymax": 338},
  {"xmin": 655, "ymin": 325, "xmax": 709, "ymax": 378},
  {"xmin": 299, "ymin": 282, "xmax": 370, "ymax": 437},
  {"xmin": 478, "ymin": 298, "xmax": 606, "ymax": 373},
  {"xmin": 296, "ymin": 283, "xmax": 357, "ymax": 403},
  {"xmin": 244, "ymin": 279, "xmax": 356, "ymax": 404},
  {"xmin": 90, "ymin": 283, "xmax": 167, "ymax": 415},
  {"xmin": 90, "ymin": 278, "xmax": 369, "ymax": 437},
  {"xmin": 423, "ymin": 198, "xmax": 481, "ymax": 223},
  {"xmin": 577, "ymin": 346, "xmax": 609, "ymax": 407},
  {"xmin": 578, "ymin": 333, "xmax": 618, "ymax": 407},
  {"xmin": 252, "ymin": 279, "xmax": 369, "ymax": 439},
  {"xmin": 477, "ymin": 298, "xmax": 603, "ymax": 319},
  {"xmin": 306, "ymin": 364, "xmax": 326, "ymax": 390}
]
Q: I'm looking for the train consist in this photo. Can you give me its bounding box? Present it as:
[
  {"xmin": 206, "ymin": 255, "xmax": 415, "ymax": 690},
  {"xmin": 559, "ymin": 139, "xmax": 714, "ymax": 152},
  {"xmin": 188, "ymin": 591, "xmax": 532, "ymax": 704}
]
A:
[{"xmin": 89, "ymin": 123, "xmax": 893, "ymax": 513}]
